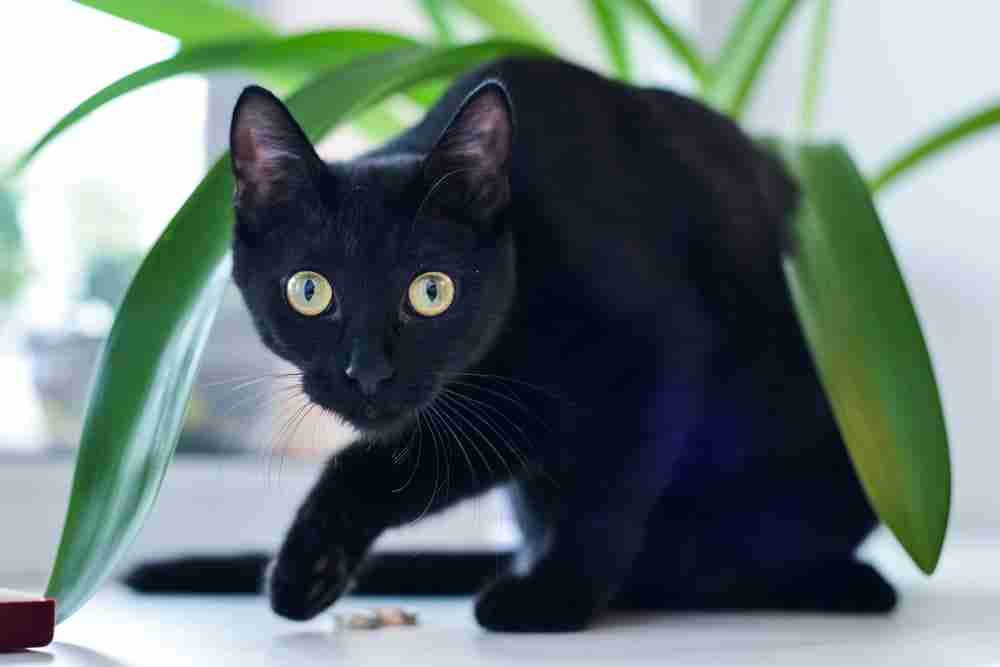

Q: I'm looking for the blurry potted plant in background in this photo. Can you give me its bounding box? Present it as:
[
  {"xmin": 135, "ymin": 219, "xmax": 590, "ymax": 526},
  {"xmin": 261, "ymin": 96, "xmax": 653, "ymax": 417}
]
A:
[
  {"xmin": 0, "ymin": 187, "xmax": 28, "ymax": 309},
  {"xmin": 24, "ymin": 182, "xmax": 135, "ymax": 450},
  {"xmin": 0, "ymin": 182, "xmax": 51, "ymax": 452},
  {"xmin": 6, "ymin": 0, "xmax": 998, "ymax": 621}
]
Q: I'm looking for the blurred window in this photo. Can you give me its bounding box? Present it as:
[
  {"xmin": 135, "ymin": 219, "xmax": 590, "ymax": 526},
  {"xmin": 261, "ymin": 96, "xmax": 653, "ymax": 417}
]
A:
[
  {"xmin": 1, "ymin": 0, "xmax": 694, "ymax": 457},
  {"xmin": 1, "ymin": 3, "xmax": 210, "ymax": 453}
]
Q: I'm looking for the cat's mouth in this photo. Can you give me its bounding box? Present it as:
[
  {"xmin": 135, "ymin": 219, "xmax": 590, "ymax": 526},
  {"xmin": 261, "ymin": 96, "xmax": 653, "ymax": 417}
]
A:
[
  {"xmin": 301, "ymin": 381, "xmax": 427, "ymax": 437},
  {"xmin": 335, "ymin": 399, "xmax": 409, "ymax": 434},
  {"xmin": 299, "ymin": 369, "xmax": 438, "ymax": 436}
]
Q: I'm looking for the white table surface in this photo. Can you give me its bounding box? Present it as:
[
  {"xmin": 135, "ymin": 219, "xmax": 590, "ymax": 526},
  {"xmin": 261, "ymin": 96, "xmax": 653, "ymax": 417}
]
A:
[{"xmin": 5, "ymin": 538, "xmax": 1000, "ymax": 666}]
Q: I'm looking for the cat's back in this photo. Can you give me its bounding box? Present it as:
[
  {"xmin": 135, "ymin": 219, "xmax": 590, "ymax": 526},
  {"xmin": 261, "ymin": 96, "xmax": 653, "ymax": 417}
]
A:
[
  {"xmin": 382, "ymin": 58, "xmax": 796, "ymax": 328},
  {"xmin": 387, "ymin": 56, "xmax": 708, "ymax": 197},
  {"xmin": 391, "ymin": 56, "xmax": 791, "ymax": 213}
]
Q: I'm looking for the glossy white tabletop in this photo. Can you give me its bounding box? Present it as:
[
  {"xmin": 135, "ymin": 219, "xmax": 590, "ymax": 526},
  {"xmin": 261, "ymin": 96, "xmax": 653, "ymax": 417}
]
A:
[{"xmin": 5, "ymin": 539, "xmax": 1000, "ymax": 666}]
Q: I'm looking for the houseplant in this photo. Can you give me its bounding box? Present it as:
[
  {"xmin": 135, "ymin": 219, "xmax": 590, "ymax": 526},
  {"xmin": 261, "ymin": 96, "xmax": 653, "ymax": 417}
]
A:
[{"xmin": 8, "ymin": 0, "xmax": 996, "ymax": 622}]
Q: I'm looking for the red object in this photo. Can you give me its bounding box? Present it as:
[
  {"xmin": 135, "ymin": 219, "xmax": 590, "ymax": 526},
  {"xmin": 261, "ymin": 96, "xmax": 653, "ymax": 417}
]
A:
[{"xmin": 0, "ymin": 592, "xmax": 55, "ymax": 652}]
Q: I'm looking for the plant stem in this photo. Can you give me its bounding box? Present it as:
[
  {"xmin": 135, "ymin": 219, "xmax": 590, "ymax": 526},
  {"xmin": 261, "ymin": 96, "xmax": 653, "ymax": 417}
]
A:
[
  {"xmin": 587, "ymin": 0, "xmax": 633, "ymax": 81},
  {"xmin": 418, "ymin": 0, "xmax": 457, "ymax": 45},
  {"xmin": 705, "ymin": 0, "xmax": 802, "ymax": 119},
  {"xmin": 449, "ymin": 0, "xmax": 552, "ymax": 50},
  {"xmin": 797, "ymin": 0, "xmax": 831, "ymax": 139},
  {"xmin": 624, "ymin": 0, "xmax": 708, "ymax": 85},
  {"xmin": 870, "ymin": 102, "xmax": 1000, "ymax": 193}
]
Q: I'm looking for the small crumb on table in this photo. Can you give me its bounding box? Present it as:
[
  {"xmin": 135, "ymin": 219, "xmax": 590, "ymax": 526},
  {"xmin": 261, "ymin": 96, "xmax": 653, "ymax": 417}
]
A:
[
  {"xmin": 332, "ymin": 607, "xmax": 419, "ymax": 631},
  {"xmin": 374, "ymin": 607, "xmax": 418, "ymax": 627}
]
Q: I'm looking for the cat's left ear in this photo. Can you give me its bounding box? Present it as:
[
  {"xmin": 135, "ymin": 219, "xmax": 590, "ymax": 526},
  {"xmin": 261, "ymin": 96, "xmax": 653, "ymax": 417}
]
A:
[
  {"xmin": 230, "ymin": 85, "xmax": 324, "ymax": 214},
  {"xmin": 424, "ymin": 80, "xmax": 513, "ymax": 223}
]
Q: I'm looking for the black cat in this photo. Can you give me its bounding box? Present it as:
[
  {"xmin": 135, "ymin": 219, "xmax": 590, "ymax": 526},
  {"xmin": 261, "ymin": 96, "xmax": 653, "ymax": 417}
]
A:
[{"xmin": 127, "ymin": 57, "xmax": 895, "ymax": 632}]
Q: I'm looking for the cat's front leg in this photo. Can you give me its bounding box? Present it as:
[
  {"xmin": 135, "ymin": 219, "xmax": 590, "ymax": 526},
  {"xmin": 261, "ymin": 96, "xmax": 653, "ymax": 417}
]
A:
[
  {"xmin": 476, "ymin": 392, "xmax": 700, "ymax": 632},
  {"xmin": 269, "ymin": 425, "xmax": 510, "ymax": 620},
  {"xmin": 474, "ymin": 495, "xmax": 659, "ymax": 632},
  {"xmin": 266, "ymin": 441, "xmax": 384, "ymax": 620}
]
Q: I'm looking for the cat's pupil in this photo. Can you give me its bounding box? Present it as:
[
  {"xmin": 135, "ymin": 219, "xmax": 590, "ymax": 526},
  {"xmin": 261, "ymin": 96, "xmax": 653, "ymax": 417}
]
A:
[
  {"xmin": 304, "ymin": 279, "xmax": 315, "ymax": 301},
  {"xmin": 426, "ymin": 280, "xmax": 438, "ymax": 302}
]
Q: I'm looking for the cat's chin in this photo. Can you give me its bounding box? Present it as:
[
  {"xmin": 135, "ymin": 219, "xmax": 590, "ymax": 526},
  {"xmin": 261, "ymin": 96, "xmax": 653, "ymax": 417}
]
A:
[
  {"xmin": 345, "ymin": 413, "xmax": 410, "ymax": 438},
  {"xmin": 302, "ymin": 377, "xmax": 439, "ymax": 440},
  {"xmin": 333, "ymin": 402, "xmax": 421, "ymax": 440}
]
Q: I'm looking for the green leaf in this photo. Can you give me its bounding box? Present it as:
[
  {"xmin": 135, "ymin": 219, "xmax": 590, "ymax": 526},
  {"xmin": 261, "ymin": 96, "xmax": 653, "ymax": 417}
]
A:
[
  {"xmin": 75, "ymin": 0, "xmax": 274, "ymax": 44},
  {"xmin": 45, "ymin": 38, "xmax": 546, "ymax": 623},
  {"xmin": 46, "ymin": 155, "xmax": 234, "ymax": 622},
  {"xmin": 408, "ymin": 79, "xmax": 450, "ymax": 107},
  {"xmin": 705, "ymin": 0, "xmax": 801, "ymax": 118},
  {"xmin": 71, "ymin": 2, "xmax": 416, "ymax": 146},
  {"xmin": 622, "ymin": 0, "xmax": 707, "ymax": 84},
  {"xmin": 586, "ymin": 0, "xmax": 633, "ymax": 81},
  {"xmin": 449, "ymin": 0, "xmax": 550, "ymax": 49},
  {"xmin": 773, "ymin": 140, "xmax": 951, "ymax": 574},
  {"xmin": 9, "ymin": 31, "xmax": 420, "ymax": 176},
  {"xmin": 870, "ymin": 101, "xmax": 1000, "ymax": 193},
  {"xmin": 418, "ymin": 0, "xmax": 459, "ymax": 44},
  {"xmin": 797, "ymin": 0, "xmax": 831, "ymax": 139},
  {"xmin": 352, "ymin": 105, "xmax": 414, "ymax": 142}
]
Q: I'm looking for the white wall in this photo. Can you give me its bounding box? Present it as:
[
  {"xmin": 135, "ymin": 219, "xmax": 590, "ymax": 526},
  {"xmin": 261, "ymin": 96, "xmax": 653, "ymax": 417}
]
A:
[{"xmin": 707, "ymin": 2, "xmax": 999, "ymax": 539}]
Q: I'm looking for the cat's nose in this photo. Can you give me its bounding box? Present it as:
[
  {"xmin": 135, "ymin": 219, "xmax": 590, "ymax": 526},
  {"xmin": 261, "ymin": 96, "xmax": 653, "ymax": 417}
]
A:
[{"xmin": 344, "ymin": 338, "xmax": 394, "ymax": 396}]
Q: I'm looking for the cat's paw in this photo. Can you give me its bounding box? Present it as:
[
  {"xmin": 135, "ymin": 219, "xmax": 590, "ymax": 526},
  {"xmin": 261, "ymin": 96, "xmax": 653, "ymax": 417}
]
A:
[
  {"xmin": 267, "ymin": 501, "xmax": 373, "ymax": 621},
  {"xmin": 803, "ymin": 561, "xmax": 898, "ymax": 613},
  {"xmin": 474, "ymin": 574, "xmax": 597, "ymax": 633},
  {"xmin": 267, "ymin": 547, "xmax": 355, "ymax": 621}
]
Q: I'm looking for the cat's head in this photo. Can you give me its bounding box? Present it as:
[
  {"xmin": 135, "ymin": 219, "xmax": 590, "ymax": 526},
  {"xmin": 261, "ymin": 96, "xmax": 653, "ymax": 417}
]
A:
[{"xmin": 229, "ymin": 81, "xmax": 516, "ymax": 436}]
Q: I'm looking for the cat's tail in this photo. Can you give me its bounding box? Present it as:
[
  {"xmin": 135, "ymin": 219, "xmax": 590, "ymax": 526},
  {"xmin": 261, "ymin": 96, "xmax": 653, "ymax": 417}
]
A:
[{"xmin": 124, "ymin": 551, "xmax": 515, "ymax": 596}]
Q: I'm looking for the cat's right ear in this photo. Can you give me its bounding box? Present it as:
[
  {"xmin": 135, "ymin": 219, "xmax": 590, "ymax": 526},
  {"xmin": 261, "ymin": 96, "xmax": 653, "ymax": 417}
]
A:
[
  {"xmin": 423, "ymin": 80, "xmax": 514, "ymax": 225},
  {"xmin": 230, "ymin": 86, "xmax": 323, "ymax": 216}
]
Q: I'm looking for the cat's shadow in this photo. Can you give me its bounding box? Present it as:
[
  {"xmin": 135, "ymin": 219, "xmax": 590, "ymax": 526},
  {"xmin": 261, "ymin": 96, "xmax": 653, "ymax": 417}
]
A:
[
  {"xmin": 0, "ymin": 651, "xmax": 54, "ymax": 666},
  {"xmin": 49, "ymin": 642, "xmax": 128, "ymax": 666},
  {"xmin": 271, "ymin": 631, "xmax": 343, "ymax": 652}
]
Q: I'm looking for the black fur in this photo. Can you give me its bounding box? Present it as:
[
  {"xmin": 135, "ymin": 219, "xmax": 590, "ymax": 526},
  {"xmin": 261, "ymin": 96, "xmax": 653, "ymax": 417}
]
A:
[
  {"xmin": 128, "ymin": 58, "xmax": 894, "ymax": 632},
  {"xmin": 126, "ymin": 551, "xmax": 514, "ymax": 596}
]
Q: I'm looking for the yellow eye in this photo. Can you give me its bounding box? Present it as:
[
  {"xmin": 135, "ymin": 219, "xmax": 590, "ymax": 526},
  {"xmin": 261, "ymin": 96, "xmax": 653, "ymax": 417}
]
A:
[
  {"xmin": 408, "ymin": 272, "xmax": 455, "ymax": 317},
  {"xmin": 286, "ymin": 271, "xmax": 333, "ymax": 316}
]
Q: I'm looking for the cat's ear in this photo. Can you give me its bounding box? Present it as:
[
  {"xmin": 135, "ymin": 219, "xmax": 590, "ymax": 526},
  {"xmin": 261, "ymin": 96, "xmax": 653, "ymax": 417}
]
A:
[
  {"xmin": 424, "ymin": 80, "xmax": 513, "ymax": 223},
  {"xmin": 230, "ymin": 85, "xmax": 323, "ymax": 213}
]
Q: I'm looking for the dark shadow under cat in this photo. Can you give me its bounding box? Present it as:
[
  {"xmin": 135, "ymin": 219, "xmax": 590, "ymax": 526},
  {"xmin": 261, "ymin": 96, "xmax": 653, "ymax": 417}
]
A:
[{"xmin": 126, "ymin": 57, "xmax": 895, "ymax": 632}]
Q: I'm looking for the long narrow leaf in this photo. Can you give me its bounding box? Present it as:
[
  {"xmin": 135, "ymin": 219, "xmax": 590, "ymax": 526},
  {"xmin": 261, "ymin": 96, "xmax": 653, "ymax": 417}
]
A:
[
  {"xmin": 706, "ymin": 0, "xmax": 801, "ymax": 118},
  {"xmin": 72, "ymin": 2, "xmax": 416, "ymax": 148},
  {"xmin": 8, "ymin": 31, "xmax": 420, "ymax": 176},
  {"xmin": 775, "ymin": 140, "xmax": 951, "ymax": 574},
  {"xmin": 870, "ymin": 102, "xmax": 1000, "ymax": 193},
  {"xmin": 352, "ymin": 105, "xmax": 416, "ymax": 142},
  {"xmin": 46, "ymin": 38, "xmax": 546, "ymax": 623},
  {"xmin": 75, "ymin": 0, "xmax": 273, "ymax": 44},
  {"xmin": 622, "ymin": 0, "xmax": 707, "ymax": 84},
  {"xmin": 418, "ymin": 0, "xmax": 458, "ymax": 44},
  {"xmin": 409, "ymin": 79, "xmax": 450, "ymax": 107},
  {"xmin": 797, "ymin": 0, "xmax": 831, "ymax": 139},
  {"xmin": 450, "ymin": 0, "xmax": 550, "ymax": 48},
  {"xmin": 586, "ymin": 0, "xmax": 633, "ymax": 81},
  {"xmin": 711, "ymin": 0, "xmax": 770, "ymax": 78}
]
